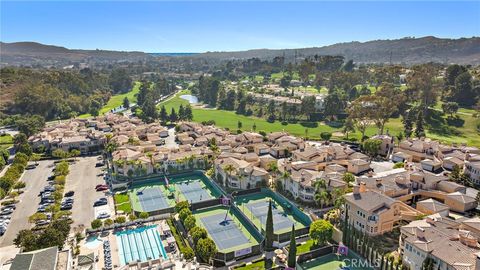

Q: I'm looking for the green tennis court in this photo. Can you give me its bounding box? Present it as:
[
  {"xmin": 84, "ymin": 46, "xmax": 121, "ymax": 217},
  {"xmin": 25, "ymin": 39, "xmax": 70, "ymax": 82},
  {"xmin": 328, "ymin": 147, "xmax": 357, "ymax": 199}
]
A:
[
  {"xmin": 235, "ymin": 192, "xmax": 307, "ymax": 234},
  {"xmin": 129, "ymin": 173, "xmax": 222, "ymax": 213},
  {"xmin": 298, "ymin": 253, "xmax": 374, "ymax": 270},
  {"xmin": 194, "ymin": 206, "xmax": 259, "ymax": 253}
]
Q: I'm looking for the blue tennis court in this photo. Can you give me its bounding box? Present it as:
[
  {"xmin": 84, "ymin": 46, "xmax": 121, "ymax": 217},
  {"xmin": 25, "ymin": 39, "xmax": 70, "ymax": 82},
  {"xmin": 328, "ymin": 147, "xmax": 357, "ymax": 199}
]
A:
[
  {"xmin": 246, "ymin": 200, "xmax": 295, "ymax": 232},
  {"xmin": 177, "ymin": 181, "xmax": 212, "ymax": 203},
  {"xmin": 136, "ymin": 186, "xmax": 170, "ymax": 212},
  {"xmin": 200, "ymin": 213, "xmax": 250, "ymax": 251}
]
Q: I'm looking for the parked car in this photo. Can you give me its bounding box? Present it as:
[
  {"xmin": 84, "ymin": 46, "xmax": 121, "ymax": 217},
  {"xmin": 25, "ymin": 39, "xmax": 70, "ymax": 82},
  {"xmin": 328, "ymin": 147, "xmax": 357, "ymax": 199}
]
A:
[
  {"xmin": 95, "ymin": 162, "xmax": 104, "ymax": 167},
  {"xmin": 26, "ymin": 164, "xmax": 36, "ymax": 170},
  {"xmin": 35, "ymin": 220, "xmax": 50, "ymax": 226},
  {"xmin": 0, "ymin": 209, "xmax": 13, "ymax": 216},
  {"xmin": 1, "ymin": 205, "xmax": 15, "ymax": 211},
  {"xmin": 65, "ymin": 191, "xmax": 74, "ymax": 197},
  {"xmin": 96, "ymin": 186, "xmax": 109, "ymax": 191},
  {"xmin": 37, "ymin": 206, "xmax": 46, "ymax": 212},
  {"xmin": 44, "ymin": 186, "xmax": 55, "ymax": 192},
  {"xmin": 48, "ymin": 175, "xmax": 55, "ymax": 181},
  {"xmin": 60, "ymin": 204, "xmax": 73, "ymax": 210},
  {"xmin": 63, "ymin": 198, "xmax": 74, "ymax": 204},
  {"xmin": 41, "ymin": 198, "xmax": 54, "ymax": 204},
  {"xmin": 93, "ymin": 200, "xmax": 108, "ymax": 207},
  {"xmin": 0, "ymin": 220, "xmax": 10, "ymax": 226},
  {"xmin": 95, "ymin": 184, "xmax": 108, "ymax": 189},
  {"xmin": 97, "ymin": 212, "xmax": 110, "ymax": 219}
]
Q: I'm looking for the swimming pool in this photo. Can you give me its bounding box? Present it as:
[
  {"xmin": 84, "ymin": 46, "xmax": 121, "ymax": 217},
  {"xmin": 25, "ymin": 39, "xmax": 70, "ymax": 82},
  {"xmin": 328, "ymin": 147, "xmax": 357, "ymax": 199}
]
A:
[{"xmin": 115, "ymin": 225, "xmax": 168, "ymax": 265}]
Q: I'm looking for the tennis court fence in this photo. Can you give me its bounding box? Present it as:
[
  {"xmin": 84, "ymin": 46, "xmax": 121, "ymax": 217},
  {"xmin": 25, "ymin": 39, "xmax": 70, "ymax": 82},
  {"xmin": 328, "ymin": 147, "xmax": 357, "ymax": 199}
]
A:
[{"xmin": 296, "ymin": 245, "xmax": 335, "ymax": 265}]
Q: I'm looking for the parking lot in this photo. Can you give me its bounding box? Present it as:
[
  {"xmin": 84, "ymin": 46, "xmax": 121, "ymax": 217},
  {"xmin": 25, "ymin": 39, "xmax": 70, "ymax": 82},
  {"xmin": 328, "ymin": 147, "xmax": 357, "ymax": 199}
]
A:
[
  {"xmin": 64, "ymin": 156, "xmax": 111, "ymax": 229},
  {"xmin": 0, "ymin": 160, "xmax": 54, "ymax": 247}
]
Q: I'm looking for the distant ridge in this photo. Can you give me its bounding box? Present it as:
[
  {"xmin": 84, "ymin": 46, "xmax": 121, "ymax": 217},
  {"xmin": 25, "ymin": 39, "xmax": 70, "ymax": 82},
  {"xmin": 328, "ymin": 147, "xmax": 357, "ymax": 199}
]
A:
[
  {"xmin": 149, "ymin": 52, "xmax": 199, "ymax": 57},
  {"xmin": 193, "ymin": 36, "xmax": 480, "ymax": 65},
  {"xmin": 0, "ymin": 41, "xmax": 152, "ymax": 66},
  {"xmin": 1, "ymin": 36, "xmax": 480, "ymax": 66}
]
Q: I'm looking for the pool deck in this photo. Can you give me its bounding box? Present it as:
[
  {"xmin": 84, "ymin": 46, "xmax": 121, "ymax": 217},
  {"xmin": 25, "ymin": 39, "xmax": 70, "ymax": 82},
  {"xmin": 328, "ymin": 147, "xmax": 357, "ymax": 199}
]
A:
[{"xmin": 79, "ymin": 220, "xmax": 177, "ymax": 269}]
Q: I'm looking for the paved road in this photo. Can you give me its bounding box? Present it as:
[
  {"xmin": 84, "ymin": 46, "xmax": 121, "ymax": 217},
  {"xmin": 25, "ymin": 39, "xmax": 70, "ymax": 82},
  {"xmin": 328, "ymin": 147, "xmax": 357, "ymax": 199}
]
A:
[
  {"xmin": 65, "ymin": 156, "xmax": 107, "ymax": 230},
  {"xmin": 0, "ymin": 160, "xmax": 54, "ymax": 247}
]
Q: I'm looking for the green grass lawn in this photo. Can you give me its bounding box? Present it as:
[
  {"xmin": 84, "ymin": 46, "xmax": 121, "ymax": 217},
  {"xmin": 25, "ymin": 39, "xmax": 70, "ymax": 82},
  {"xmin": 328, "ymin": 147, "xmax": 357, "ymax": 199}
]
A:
[
  {"xmin": 292, "ymin": 86, "xmax": 328, "ymax": 95},
  {"xmin": 114, "ymin": 193, "xmax": 130, "ymax": 204},
  {"xmin": 234, "ymin": 260, "xmax": 276, "ymax": 270},
  {"xmin": 297, "ymin": 239, "xmax": 317, "ymax": 254},
  {"xmin": 114, "ymin": 193, "xmax": 132, "ymax": 213},
  {"xmin": 78, "ymin": 81, "xmax": 141, "ymax": 118},
  {"xmin": 0, "ymin": 134, "xmax": 13, "ymax": 145},
  {"xmin": 158, "ymin": 90, "xmax": 403, "ymax": 141},
  {"xmin": 0, "ymin": 134, "xmax": 13, "ymax": 150},
  {"xmin": 158, "ymin": 90, "xmax": 479, "ymax": 146}
]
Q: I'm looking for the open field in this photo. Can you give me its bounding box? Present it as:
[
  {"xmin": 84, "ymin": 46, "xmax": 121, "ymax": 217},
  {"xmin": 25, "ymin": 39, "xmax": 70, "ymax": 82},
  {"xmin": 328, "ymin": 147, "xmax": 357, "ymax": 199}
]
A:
[
  {"xmin": 0, "ymin": 134, "xmax": 13, "ymax": 150},
  {"xmin": 78, "ymin": 81, "xmax": 140, "ymax": 118},
  {"xmin": 159, "ymin": 91, "xmax": 480, "ymax": 146},
  {"xmin": 158, "ymin": 90, "xmax": 404, "ymax": 141}
]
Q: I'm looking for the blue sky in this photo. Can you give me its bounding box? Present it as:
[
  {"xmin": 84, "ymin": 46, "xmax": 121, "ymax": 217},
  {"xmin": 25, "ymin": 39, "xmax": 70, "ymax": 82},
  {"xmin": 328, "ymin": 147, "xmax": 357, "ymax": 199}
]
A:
[{"xmin": 1, "ymin": 1, "xmax": 479, "ymax": 52}]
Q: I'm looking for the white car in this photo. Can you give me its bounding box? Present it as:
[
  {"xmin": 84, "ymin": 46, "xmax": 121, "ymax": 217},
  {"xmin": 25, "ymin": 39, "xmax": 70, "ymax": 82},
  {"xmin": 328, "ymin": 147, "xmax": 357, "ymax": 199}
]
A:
[{"xmin": 97, "ymin": 212, "xmax": 110, "ymax": 219}]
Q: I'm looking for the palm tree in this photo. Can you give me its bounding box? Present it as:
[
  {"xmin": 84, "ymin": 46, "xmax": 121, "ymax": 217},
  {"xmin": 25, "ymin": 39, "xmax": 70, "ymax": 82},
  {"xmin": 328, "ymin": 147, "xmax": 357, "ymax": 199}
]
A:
[
  {"xmin": 146, "ymin": 152, "xmax": 154, "ymax": 173},
  {"xmin": 268, "ymin": 161, "xmax": 279, "ymax": 187},
  {"xmin": 332, "ymin": 188, "xmax": 346, "ymax": 209},
  {"xmin": 314, "ymin": 190, "xmax": 329, "ymax": 209},
  {"xmin": 314, "ymin": 179, "xmax": 327, "ymax": 191},
  {"xmin": 279, "ymin": 171, "xmax": 290, "ymax": 190},
  {"xmin": 223, "ymin": 164, "xmax": 235, "ymax": 186}
]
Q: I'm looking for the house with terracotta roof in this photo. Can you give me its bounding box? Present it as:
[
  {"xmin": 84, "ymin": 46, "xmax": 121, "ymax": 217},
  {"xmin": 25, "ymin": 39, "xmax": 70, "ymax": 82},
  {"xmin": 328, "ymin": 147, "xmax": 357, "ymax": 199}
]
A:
[
  {"xmin": 344, "ymin": 187, "xmax": 420, "ymax": 236},
  {"xmin": 400, "ymin": 216, "xmax": 480, "ymax": 270}
]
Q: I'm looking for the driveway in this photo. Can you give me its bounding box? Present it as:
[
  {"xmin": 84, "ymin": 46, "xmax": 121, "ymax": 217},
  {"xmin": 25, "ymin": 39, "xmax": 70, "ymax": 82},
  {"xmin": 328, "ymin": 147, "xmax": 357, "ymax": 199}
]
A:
[
  {"xmin": 164, "ymin": 127, "xmax": 178, "ymax": 148},
  {"xmin": 65, "ymin": 156, "xmax": 107, "ymax": 230},
  {"xmin": 0, "ymin": 160, "xmax": 53, "ymax": 247}
]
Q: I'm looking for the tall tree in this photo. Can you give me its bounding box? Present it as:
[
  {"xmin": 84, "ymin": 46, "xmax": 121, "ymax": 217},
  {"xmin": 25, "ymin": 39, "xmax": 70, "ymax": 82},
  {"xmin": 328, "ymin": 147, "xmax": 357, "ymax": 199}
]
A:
[
  {"xmin": 108, "ymin": 69, "xmax": 132, "ymax": 93},
  {"xmin": 403, "ymin": 110, "xmax": 414, "ymax": 138},
  {"xmin": 159, "ymin": 105, "xmax": 168, "ymax": 123},
  {"xmin": 265, "ymin": 200, "xmax": 274, "ymax": 251},
  {"xmin": 415, "ymin": 111, "xmax": 425, "ymax": 138},
  {"xmin": 287, "ymin": 225, "xmax": 297, "ymax": 268},
  {"xmin": 184, "ymin": 104, "xmax": 193, "ymax": 121},
  {"xmin": 407, "ymin": 64, "xmax": 440, "ymax": 113},
  {"xmin": 140, "ymin": 94, "xmax": 157, "ymax": 123},
  {"xmin": 323, "ymin": 90, "xmax": 346, "ymax": 120},
  {"xmin": 178, "ymin": 104, "xmax": 185, "ymax": 120},
  {"xmin": 170, "ymin": 108, "xmax": 178, "ymax": 123},
  {"xmin": 301, "ymin": 96, "xmax": 316, "ymax": 121},
  {"xmin": 123, "ymin": 97, "xmax": 130, "ymax": 109}
]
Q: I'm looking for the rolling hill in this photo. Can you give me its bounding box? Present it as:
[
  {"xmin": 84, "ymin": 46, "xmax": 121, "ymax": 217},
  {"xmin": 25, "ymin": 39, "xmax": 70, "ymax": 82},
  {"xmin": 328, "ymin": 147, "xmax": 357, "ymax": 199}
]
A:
[{"xmin": 1, "ymin": 36, "xmax": 480, "ymax": 66}]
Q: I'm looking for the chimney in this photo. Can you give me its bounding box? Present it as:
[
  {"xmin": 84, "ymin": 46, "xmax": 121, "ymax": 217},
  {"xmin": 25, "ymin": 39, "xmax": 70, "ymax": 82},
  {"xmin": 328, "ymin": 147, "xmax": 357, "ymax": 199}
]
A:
[
  {"xmin": 425, "ymin": 217, "xmax": 435, "ymax": 224},
  {"xmin": 416, "ymin": 227, "xmax": 425, "ymax": 240},
  {"xmin": 353, "ymin": 185, "xmax": 360, "ymax": 195},
  {"xmin": 359, "ymin": 182, "xmax": 367, "ymax": 193},
  {"xmin": 465, "ymin": 150, "xmax": 471, "ymax": 161}
]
